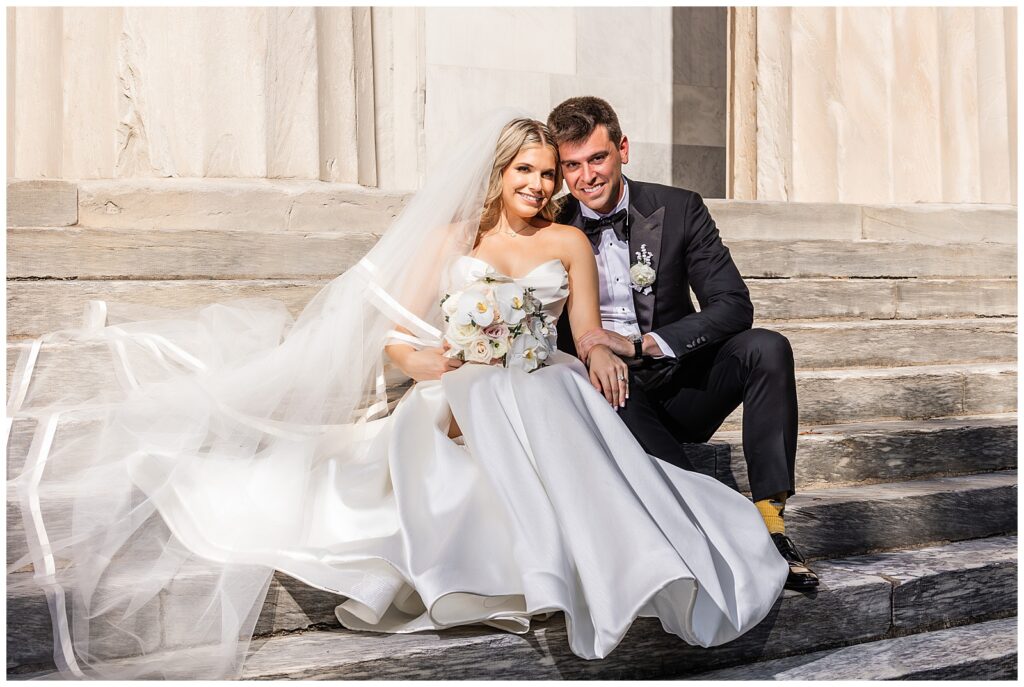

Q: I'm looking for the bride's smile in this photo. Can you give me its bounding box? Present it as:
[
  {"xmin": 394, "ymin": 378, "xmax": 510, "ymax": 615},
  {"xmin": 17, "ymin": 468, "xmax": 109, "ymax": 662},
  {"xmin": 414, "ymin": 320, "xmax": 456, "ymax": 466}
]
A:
[{"xmin": 500, "ymin": 145, "xmax": 556, "ymax": 220}]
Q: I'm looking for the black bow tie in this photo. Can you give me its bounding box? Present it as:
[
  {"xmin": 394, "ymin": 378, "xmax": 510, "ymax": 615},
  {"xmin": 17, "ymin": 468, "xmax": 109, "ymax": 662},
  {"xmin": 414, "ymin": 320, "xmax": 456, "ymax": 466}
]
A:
[{"xmin": 582, "ymin": 208, "xmax": 630, "ymax": 245}]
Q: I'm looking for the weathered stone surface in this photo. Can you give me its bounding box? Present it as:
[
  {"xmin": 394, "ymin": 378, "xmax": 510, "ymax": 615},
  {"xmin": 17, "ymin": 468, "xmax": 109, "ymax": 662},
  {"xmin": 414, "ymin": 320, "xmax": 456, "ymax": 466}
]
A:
[
  {"xmin": 784, "ymin": 471, "xmax": 1017, "ymax": 559},
  {"xmin": 723, "ymin": 362, "xmax": 1018, "ymax": 429},
  {"xmin": 706, "ymin": 200, "xmax": 861, "ymax": 240},
  {"xmin": 861, "ymin": 203, "xmax": 1017, "ymax": 244},
  {"xmin": 240, "ymin": 564, "xmax": 889, "ymax": 680},
  {"xmin": 712, "ymin": 414, "xmax": 1018, "ymax": 492},
  {"xmin": 8, "ymin": 227, "xmax": 378, "ymax": 280},
  {"xmin": 964, "ymin": 365, "xmax": 1019, "ymax": 415},
  {"xmin": 6, "ymin": 577, "xmax": 53, "ymax": 670},
  {"xmin": 76, "ymin": 179, "xmax": 409, "ymax": 233},
  {"xmin": 768, "ymin": 318, "xmax": 1017, "ymax": 369},
  {"xmin": 5, "ymin": 565, "xmax": 162, "ymax": 674},
  {"xmin": 820, "ymin": 535, "xmax": 1017, "ymax": 631},
  {"xmin": 683, "ymin": 616, "xmax": 1017, "ymax": 680},
  {"xmin": 750, "ymin": 278, "xmax": 1017, "ymax": 321},
  {"xmin": 750, "ymin": 278, "xmax": 898, "ymax": 320},
  {"xmin": 6, "ymin": 414, "xmax": 108, "ymax": 481},
  {"xmin": 9, "ymin": 278, "xmax": 1016, "ymax": 339},
  {"xmin": 6, "ymin": 568, "xmax": 340, "ymax": 674},
  {"xmin": 6, "ymin": 180, "xmax": 77, "ymax": 227},
  {"xmin": 11, "ymin": 228, "xmax": 1016, "ymax": 281},
  {"xmin": 9, "ymin": 535, "xmax": 1016, "ymax": 678},
  {"xmin": 895, "ymin": 278, "xmax": 1018, "ymax": 318},
  {"xmin": 7, "ymin": 279, "xmax": 327, "ymax": 339},
  {"xmin": 730, "ymin": 240, "xmax": 1016, "ymax": 278}
]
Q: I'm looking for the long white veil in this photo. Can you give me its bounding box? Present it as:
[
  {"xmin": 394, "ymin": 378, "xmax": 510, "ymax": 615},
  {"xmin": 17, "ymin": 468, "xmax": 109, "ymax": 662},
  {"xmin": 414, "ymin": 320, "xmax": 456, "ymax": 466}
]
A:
[{"xmin": 7, "ymin": 107, "xmax": 529, "ymax": 679}]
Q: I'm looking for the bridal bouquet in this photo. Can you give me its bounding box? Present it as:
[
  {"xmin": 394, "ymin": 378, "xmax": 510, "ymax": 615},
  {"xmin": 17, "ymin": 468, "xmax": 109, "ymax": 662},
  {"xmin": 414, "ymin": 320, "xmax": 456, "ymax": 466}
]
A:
[{"xmin": 440, "ymin": 274, "xmax": 555, "ymax": 372}]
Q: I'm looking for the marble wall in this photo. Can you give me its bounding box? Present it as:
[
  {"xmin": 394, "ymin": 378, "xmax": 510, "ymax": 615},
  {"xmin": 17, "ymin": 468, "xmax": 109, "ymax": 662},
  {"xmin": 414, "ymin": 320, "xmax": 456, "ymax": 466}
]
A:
[
  {"xmin": 729, "ymin": 6, "xmax": 1017, "ymax": 203},
  {"xmin": 7, "ymin": 6, "xmax": 701, "ymax": 192},
  {"xmin": 7, "ymin": 7, "xmax": 421, "ymax": 187},
  {"xmin": 421, "ymin": 7, "xmax": 679, "ymax": 189},
  {"xmin": 8, "ymin": 6, "xmax": 1015, "ymax": 203}
]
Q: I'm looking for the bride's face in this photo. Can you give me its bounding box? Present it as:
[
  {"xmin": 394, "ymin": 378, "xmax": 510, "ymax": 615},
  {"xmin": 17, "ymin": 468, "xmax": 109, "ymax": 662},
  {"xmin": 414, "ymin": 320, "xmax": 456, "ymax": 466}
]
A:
[{"xmin": 500, "ymin": 145, "xmax": 557, "ymax": 221}]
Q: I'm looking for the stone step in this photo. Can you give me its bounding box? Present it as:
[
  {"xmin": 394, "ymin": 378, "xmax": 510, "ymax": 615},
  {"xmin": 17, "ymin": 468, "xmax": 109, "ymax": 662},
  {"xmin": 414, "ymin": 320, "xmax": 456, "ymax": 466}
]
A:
[
  {"xmin": 6, "ymin": 338, "xmax": 1014, "ymax": 468},
  {"xmin": 8, "ymin": 443, "xmax": 1015, "ymax": 568},
  {"xmin": 782, "ymin": 470, "xmax": 1016, "ymax": 560},
  {"xmin": 9, "ymin": 318, "xmax": 1013, "ymax": 407},
  {"xmin": 9, "ymin": 227, "xmax": 1017, "ymax": 279},
  {"xmin": 75, "ymin": 178, "xmax": 409, "ymax": 233},
  {"xmin": 706, "ymin": 199, "xmax": 1018, "ymax": 243},
  {"xmin": 8, "ymin": 227, "xmax": 377, "ymax": 281},
  {"xmin": 752, "ymin": 277, "xmax": 1016, "ymax": 321},
  {"xmin": 6, "ymin": 278, "xmax": 1016, "ymax": 339},
  {"xmin": 683, "ymin": 616, "xmax": 1018, "ymax": 680},
  {"xmin": 20, "ymin": 179, "xmax": 1015, "ymax": 243},
  {"xmin": 7, "ymin": 181, "xmax": 77, "ymax": 228},
  {"xmin": 8, "ymin": 332, "xmax": 1017, "ymax": 482},
  {"xmin": 723, "ymin": 361, "xmax": 1015, "ymax": 429},
  {"xmin": 7, "ymin": 533, "xmax": 1016, "ymax": 678},
  {"xmin": 5, "ymin": 358, "xmax": 1015, "ymax": 480},
  {"xmin": 767, "ymin": 318, "xmax": 1016, "ymax": 369},
  {"xmin": 706, "ymin": 414, "xmax": 1017, "ymax": 493}
]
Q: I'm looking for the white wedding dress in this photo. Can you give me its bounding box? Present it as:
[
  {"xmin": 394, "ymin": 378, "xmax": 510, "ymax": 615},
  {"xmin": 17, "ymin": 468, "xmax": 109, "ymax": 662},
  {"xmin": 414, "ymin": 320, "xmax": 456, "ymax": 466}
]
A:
[{"xmin": 126, "ymin": 253, "xmax": 788, "ymax": 661}]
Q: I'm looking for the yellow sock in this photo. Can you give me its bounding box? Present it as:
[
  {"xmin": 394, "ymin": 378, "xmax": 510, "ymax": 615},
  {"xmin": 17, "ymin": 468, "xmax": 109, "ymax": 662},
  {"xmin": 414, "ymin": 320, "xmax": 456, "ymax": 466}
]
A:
[{"xmin": 755, "ymin": 495, "xmax": 787, "ymax": 535}]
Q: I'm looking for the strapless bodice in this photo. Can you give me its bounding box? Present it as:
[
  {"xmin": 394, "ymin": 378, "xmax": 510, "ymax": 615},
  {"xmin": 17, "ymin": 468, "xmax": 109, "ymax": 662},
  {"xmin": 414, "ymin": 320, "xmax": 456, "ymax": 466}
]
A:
[{"xmin": 449, "ymin": 255, "xmax": 569, "ymax": 322}]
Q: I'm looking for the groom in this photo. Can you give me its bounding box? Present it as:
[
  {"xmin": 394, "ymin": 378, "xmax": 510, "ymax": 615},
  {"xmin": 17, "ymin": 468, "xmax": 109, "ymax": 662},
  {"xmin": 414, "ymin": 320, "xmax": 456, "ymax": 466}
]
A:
[{"xmin": 548, "ymin": 97, "xmax": 817, "ymax": 591}]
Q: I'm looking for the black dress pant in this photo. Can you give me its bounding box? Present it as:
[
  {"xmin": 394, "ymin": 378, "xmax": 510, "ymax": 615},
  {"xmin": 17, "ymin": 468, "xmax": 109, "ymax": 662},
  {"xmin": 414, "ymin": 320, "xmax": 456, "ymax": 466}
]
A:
[{"xmin": 619, "ymin": 328, "xmax": 798, "ymax": 502}]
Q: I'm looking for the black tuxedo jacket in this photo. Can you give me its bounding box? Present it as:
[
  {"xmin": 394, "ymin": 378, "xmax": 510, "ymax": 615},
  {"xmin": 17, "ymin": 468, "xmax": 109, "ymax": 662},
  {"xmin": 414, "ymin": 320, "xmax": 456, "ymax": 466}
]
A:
[{"xmin": 556, "ymin": 178, "xmax": 753, "ymax": 389}]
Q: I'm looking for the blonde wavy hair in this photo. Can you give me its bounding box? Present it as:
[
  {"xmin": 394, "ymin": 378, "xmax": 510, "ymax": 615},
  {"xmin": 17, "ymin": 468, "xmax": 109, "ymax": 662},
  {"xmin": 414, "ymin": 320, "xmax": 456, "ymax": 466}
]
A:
[{"xmin": 478, "ymin": 118, "xmax": 563, "ymax": 236}]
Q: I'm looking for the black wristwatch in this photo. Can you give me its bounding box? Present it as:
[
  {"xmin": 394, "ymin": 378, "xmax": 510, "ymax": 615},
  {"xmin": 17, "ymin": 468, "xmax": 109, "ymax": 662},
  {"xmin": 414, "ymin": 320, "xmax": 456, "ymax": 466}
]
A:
[{"xmin": 633, "ymin": 335, "xmax": 644, "ymax": 360}]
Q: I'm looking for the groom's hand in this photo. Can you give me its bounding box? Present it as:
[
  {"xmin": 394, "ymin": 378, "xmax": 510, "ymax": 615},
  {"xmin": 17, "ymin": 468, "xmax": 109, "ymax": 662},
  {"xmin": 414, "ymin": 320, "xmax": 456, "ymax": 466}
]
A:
[{"xmin": 578, "ymin": 328, "xmax": 634, "ymax": 361}]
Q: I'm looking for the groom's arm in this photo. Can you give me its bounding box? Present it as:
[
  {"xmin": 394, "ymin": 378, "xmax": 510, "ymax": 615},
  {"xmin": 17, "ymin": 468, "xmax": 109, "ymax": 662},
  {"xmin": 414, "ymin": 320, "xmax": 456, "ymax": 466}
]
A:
[{"xmin": 650, "ymin": 192, "xmax": 753, "ymax": 357}]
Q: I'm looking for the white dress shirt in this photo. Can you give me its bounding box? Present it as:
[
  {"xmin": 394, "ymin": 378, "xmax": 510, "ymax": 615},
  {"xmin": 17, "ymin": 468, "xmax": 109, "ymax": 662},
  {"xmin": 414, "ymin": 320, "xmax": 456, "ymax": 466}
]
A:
[{"xmin": 579, "ymin": 179, "xmax": 675, "ymax": 358}]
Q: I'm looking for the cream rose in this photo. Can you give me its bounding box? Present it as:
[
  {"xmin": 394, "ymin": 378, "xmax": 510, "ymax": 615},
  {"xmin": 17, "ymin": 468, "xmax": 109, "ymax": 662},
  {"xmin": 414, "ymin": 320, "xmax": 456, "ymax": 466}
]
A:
[
  {"xmin": 464, "ymin": 336, "xmax": 494, "ymax": 364},
  {"xmin": 446, "ymin": 322, "xmax": 480, "ymax": 347},
  {"xmin": 488, "ymin": 336, "xmax": 510, "ymax": 359}
]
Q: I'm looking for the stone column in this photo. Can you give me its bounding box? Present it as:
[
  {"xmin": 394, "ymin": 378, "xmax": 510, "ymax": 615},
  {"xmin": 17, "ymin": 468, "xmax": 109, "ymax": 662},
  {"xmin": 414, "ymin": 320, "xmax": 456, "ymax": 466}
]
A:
[
  {"xmin": 727, "ymin": 7, "xmax": 757, "ymax": 200},
  {"xmin": 729, "ymin": 7, "xmax": 1017, "ymax": 203},
  {"xmin": 10, "ymin": 7, "xmax": 63, "ymax": 179}
]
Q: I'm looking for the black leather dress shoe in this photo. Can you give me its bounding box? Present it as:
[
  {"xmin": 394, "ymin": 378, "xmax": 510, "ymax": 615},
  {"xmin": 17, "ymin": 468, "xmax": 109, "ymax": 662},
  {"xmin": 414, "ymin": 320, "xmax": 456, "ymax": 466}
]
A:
[{"xmin": 771, "ymin": 532, "xmax": 820, "ymax": 591}]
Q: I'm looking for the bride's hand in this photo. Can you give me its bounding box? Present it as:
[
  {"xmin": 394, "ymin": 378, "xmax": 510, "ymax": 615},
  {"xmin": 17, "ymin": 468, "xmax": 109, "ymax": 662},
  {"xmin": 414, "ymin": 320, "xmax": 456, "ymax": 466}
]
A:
[
  {"xmin": 587, "ymin": 344, "xmax": 629, "ymax": 408},
  {"xmin": 396, "ymin": 346, "xmax": 463, "ymax": 381}
]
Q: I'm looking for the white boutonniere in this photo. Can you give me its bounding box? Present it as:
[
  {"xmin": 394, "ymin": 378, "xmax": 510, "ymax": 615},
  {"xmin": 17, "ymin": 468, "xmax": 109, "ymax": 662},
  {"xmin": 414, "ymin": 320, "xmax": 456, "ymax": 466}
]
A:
[{"xmin": 629, "ymin": 244, "xmax": 656, "ymax": 295}]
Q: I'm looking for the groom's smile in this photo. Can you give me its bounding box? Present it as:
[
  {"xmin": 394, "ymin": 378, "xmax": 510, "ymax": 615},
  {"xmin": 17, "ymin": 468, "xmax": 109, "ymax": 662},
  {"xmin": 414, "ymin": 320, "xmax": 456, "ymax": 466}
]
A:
[{"xmin": 557, "ymin": 124, "xmax": 629, "ymax": 215}]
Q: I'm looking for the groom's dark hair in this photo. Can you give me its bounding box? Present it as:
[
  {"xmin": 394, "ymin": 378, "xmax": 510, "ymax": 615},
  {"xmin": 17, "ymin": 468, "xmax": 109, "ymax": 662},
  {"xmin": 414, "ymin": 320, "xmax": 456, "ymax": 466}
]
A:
[{"xmin": 546, "ymin": 97, "xmax": 623, "ymax": 147}]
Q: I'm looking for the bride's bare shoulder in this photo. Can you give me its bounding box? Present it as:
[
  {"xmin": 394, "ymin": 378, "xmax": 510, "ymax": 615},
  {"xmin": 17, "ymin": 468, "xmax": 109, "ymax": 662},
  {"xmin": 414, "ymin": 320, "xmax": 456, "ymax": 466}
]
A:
[{"xmin": 539, "ymin": 222, "xmax": 592, "ymax": 267}]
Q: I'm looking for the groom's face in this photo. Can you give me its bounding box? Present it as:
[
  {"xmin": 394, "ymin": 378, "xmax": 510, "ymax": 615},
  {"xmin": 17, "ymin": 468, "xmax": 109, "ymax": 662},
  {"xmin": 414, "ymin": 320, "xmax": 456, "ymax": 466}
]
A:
[{"xmin": 557, "ymin": 125, "xmax": 629, "ymax": 215}]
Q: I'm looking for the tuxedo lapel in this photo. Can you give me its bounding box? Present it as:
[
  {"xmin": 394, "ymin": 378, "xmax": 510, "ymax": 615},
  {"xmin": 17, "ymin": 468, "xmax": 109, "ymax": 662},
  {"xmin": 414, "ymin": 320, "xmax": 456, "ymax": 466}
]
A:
[
  {"xmin": 559, "ymin": 196, "xmax": 584, "ymax": 229},
  {"xmin": 627, "ymin": 181, "xmax": 665, "ymax": 333}
]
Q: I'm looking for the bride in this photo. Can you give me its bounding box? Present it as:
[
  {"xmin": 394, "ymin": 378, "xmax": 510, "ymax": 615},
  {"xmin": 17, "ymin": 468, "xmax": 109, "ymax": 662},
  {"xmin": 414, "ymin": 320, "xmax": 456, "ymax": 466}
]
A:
[{"xmin": 8, "ymin": 110, "xmax": 787, "ymax": 679}]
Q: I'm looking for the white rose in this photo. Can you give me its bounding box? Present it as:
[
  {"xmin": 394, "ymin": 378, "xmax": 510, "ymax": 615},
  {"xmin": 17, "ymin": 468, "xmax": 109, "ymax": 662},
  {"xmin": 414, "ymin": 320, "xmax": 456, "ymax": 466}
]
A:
[
  {"xmin": 441, "ymin": 293, "xmax": 459, "ymax": 319},
  {"xmin": 630, "ymin": 263, "xmax": 656, "ymax": 288},
  {"xmin": 464, "ymin": 336, "xmax": 494, "ymax": 364},
  {"xmin": 446, "ymin": 322, "xmax": 480, "ymax": 348},
  {"xmin": 488, "ymin": 336, "xmax": 510, "ymax": 359}
]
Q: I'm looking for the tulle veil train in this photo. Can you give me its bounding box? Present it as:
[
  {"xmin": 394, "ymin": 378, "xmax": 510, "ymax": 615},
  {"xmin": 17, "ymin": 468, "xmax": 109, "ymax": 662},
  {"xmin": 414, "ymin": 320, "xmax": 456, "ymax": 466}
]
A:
[{"xmin": 8, "ymin": 108, "xmax": 529, "ymax": 679}]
